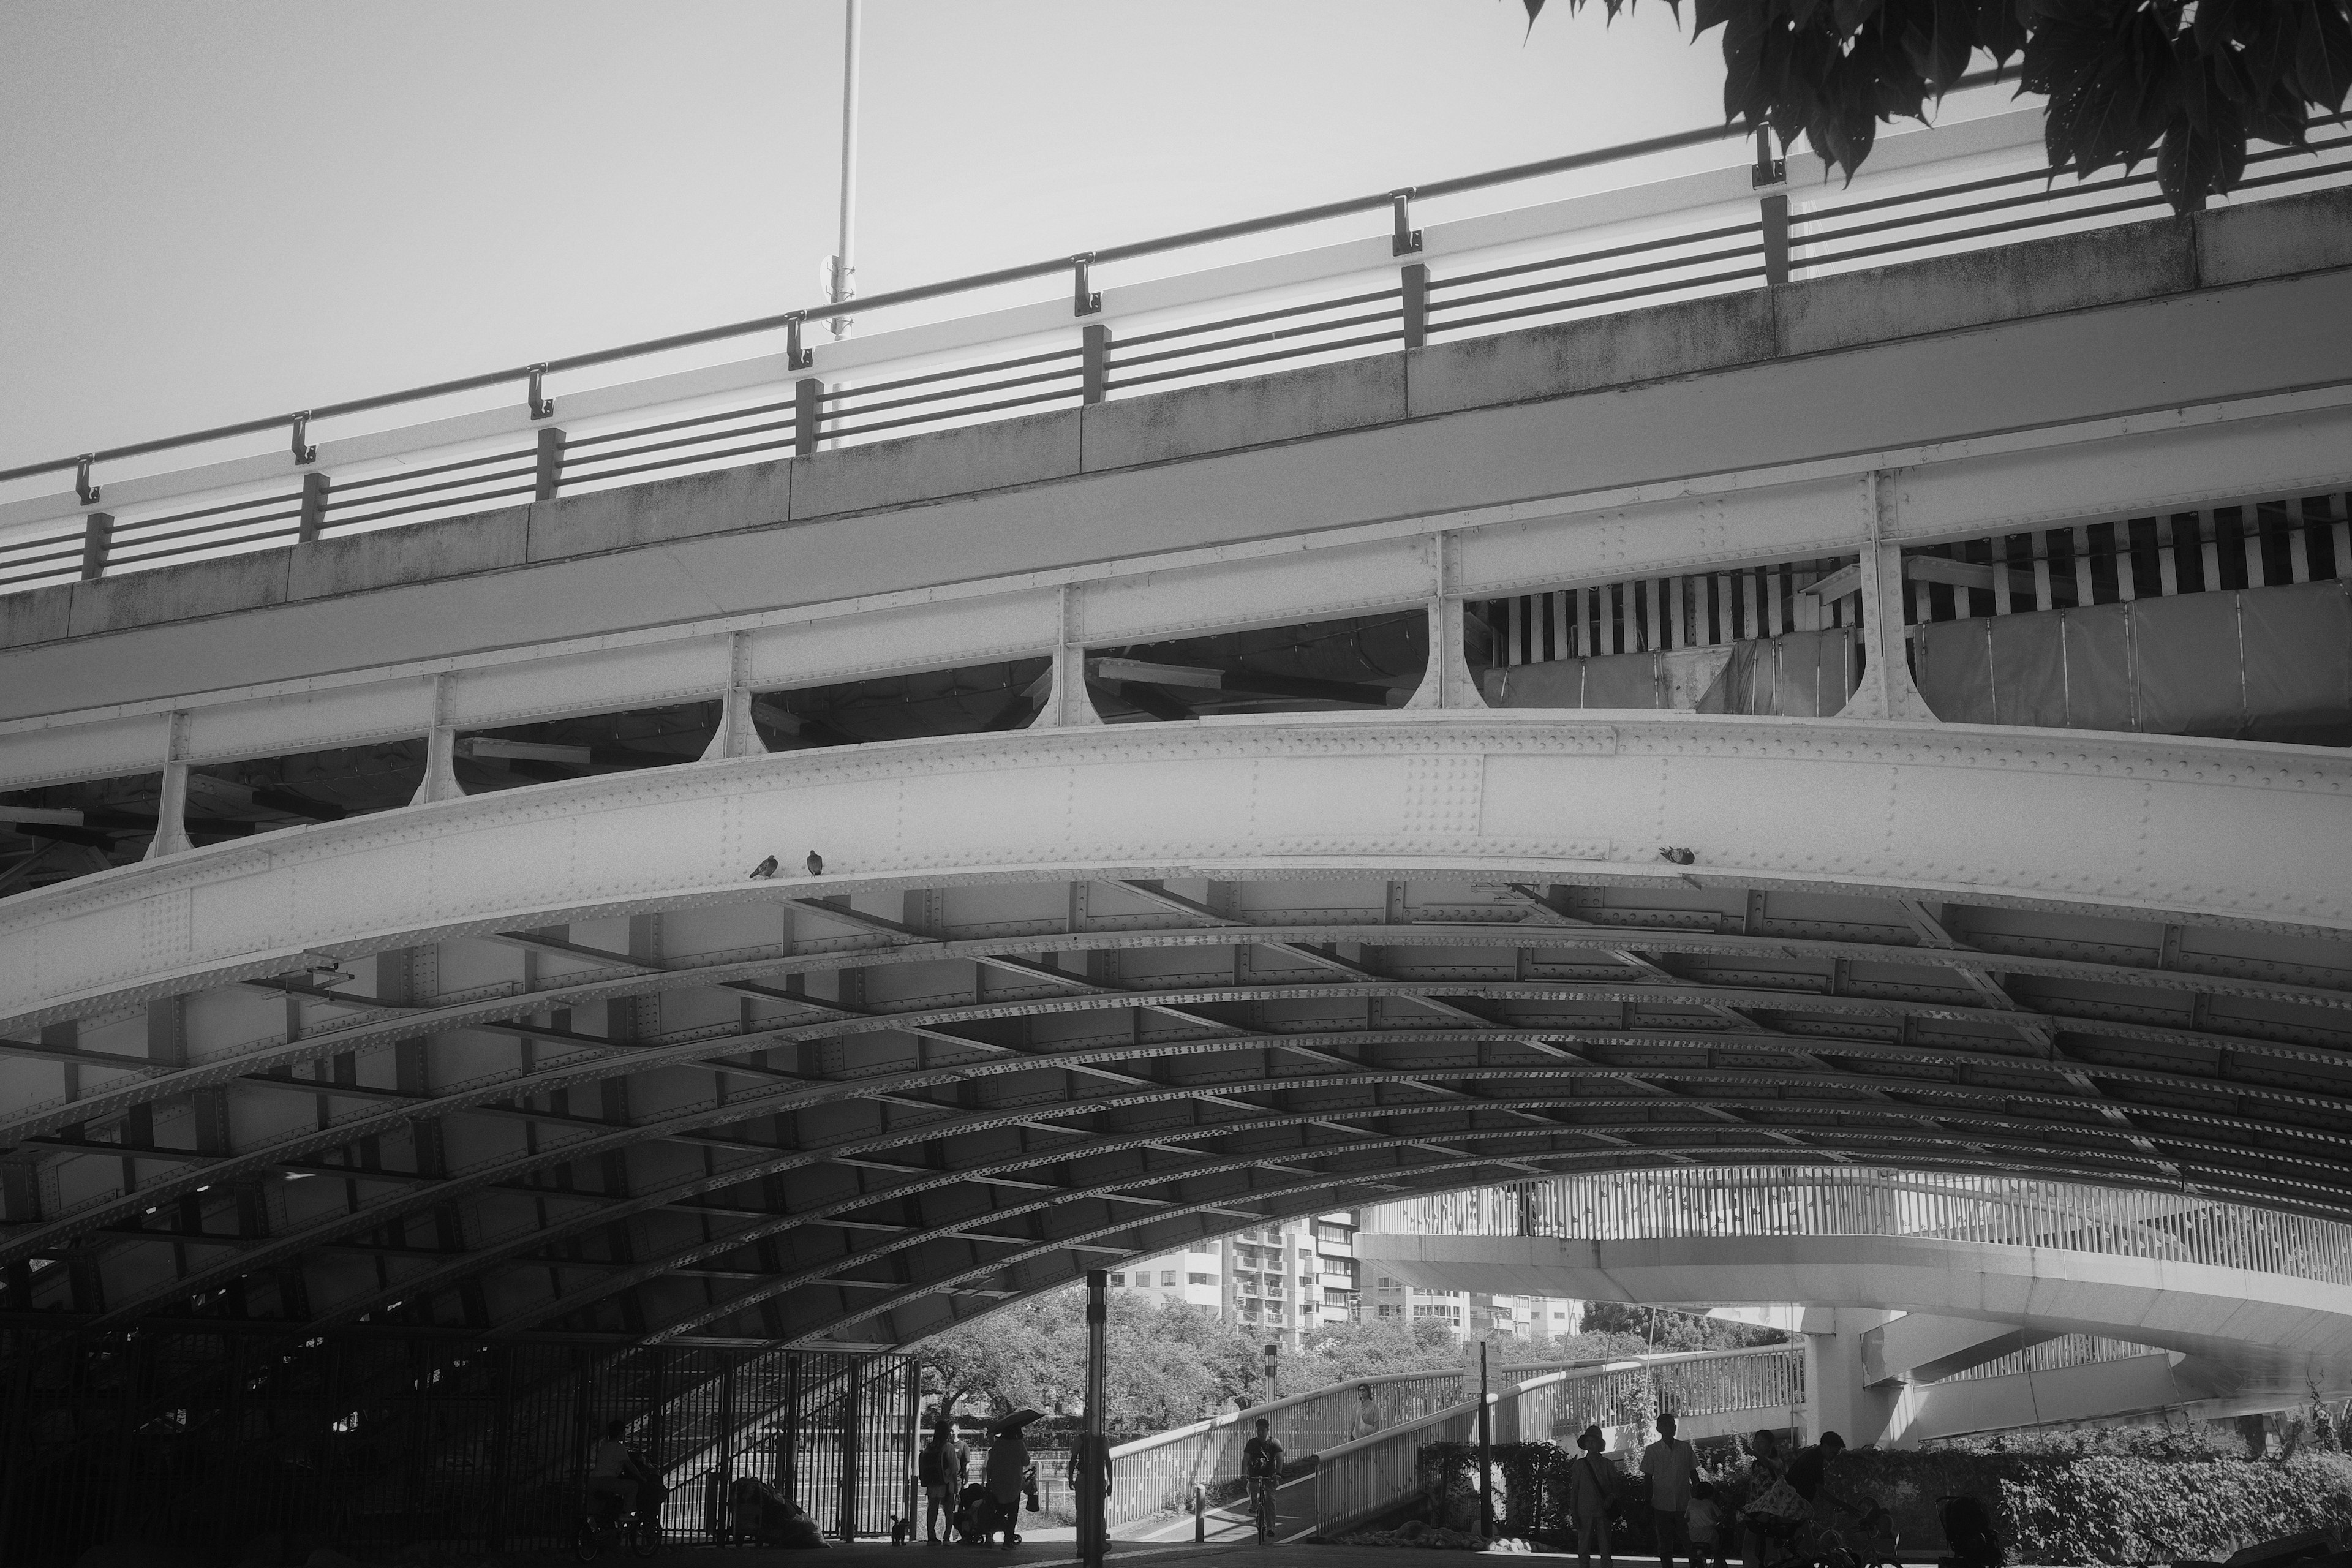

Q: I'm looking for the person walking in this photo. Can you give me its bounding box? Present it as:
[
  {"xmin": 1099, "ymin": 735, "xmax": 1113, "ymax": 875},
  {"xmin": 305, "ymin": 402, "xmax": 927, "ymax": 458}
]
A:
[
  {"xmin": 1346, "ymin": 1382, "xmax": 1385, "ymax": 1441},
  {"xmin": 1570, "ymin": 1425, "xmax": 1619, "ymax": 1568},
  {"xmin": 1642, "ymin": 1413, "xmax": 1700, "ymax": 1568},
  {"xmin": 984, "ymin": 1414, "xmax": 1034, "ymax": 1550},
  {"xmin": 1738, "ymin": 1430, "xmax": 1785, "ymax": 1568},
  {"xmin": 919, "ymin": 1417, "xmax": 969, "ymax": 1544}
]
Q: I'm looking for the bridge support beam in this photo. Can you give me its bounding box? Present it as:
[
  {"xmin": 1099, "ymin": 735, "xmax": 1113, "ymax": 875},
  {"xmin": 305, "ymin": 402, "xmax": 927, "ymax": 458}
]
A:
[
  {"xmin": 1800, "ymin": 1307, "xmax": 1901, "ymax": 1448},
  {"xmin": 1864, "ymin": 1314, "xmax": 2060, "ymax": 1386}
]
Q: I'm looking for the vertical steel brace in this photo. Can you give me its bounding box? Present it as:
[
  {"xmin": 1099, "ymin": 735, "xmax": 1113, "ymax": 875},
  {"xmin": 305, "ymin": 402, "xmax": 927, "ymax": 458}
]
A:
[
  {"xmin": 80, "ymin": 512, "xmax": 114, "ymax": 581},
  {"xmin": 794, "ymin": 379, "xmax": 826, "ymax": 456},
  {"xmin": 527, "ymin": 364, "xmax": 555, "ymax": 420},
  {"xmin": 297, "ymin": 472, "xmax": 330, "ymax": 543},
  {"xmin": 1400, "ymin": 262, "xmax": 1430, "ymax": 350},
  {"xmin": 1072, "ymin": 253, "xmax": 1101, "ymax": 316},
  {"xmin": 1392, "ymin": 189, "xmax": 1423, "ymax": 256},
  {"xmin": 1081, "ymin": 324, "xmax": 1112, "ymax": 404},
  {"xmin": 290, "ymin": 412, "xmax": 316, "ymax": 466},
  {"xmin": 535, "ymin": 426, "xmax": 568, "ymax": 501},
  {"xmin": 74, "ymin": 454, "xmax": 100, "ymax": 506}
]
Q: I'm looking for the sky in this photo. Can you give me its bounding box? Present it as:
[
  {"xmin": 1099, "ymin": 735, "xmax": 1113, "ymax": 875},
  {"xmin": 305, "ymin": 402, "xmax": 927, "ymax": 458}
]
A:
[{"xmin": 0, "ymin": 0, "xmax": 1763, "ymax": 487}]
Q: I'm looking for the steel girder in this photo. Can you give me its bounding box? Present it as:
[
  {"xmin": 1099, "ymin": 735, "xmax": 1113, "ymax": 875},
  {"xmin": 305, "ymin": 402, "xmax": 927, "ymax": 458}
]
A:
[{"xmin": 0, "ymin": 713, "xmax": 2346, "ymax": 1348}]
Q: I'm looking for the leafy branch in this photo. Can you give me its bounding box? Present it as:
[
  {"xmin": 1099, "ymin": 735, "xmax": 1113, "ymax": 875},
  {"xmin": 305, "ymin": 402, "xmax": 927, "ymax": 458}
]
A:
[{"xmin": 1526, "ymin": 0, "xmax": 2352, "ymax": 212}]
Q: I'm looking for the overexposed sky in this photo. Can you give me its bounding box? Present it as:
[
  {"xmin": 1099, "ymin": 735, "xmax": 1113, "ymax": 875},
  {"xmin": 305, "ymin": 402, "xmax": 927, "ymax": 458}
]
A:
[{"xmin": 0, "ymin": 0, "xmax": 1750, "ymax": 481}]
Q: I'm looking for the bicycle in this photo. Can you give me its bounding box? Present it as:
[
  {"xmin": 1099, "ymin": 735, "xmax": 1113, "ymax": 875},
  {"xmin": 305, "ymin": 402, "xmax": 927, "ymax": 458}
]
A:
[
  {"xmin": 1249, "ymin": 1472, "xmax": 1280, "ymax": 1544},
  {"xmin": 574, "ymin": 1496, "xmax": 663, "ymax": 1561}
]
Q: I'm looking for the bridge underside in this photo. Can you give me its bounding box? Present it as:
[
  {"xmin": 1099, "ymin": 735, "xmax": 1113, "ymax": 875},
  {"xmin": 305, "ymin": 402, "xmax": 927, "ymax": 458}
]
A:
[
  {"xmin": 0, "ymin": 712, "xmax": 2346, "ymax": 1351},
  {"xmin": 1357, "ymin": 1231, "xmax": 2352, "ymax": 1387}
]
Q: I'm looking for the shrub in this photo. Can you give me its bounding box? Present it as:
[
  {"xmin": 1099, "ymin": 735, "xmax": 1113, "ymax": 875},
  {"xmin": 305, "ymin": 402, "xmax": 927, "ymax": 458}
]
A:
[{"xmin": 1835, "ymin": 1448, "xmax": 2352, "ymax": 1566}]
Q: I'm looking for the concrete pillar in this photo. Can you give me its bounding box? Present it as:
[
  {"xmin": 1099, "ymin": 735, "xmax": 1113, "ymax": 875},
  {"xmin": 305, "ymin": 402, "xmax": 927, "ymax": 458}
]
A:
[
  {"xmin": 1836, "ymin": 472, "xmax": 1938, "ymax": 723},
  {"xmin": 1800, "ymin": 1307, "xmax": 1901, "ymax": 1448}
]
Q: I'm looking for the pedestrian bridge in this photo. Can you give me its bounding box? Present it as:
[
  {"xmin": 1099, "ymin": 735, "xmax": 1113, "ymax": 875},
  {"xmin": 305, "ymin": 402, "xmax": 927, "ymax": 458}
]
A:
[
  {"xmin": 0, "ymin": 91, "xmax": 2349, "ymax": 1567},
  {"xmin": 1363, "ymin": 1167, "xmax": 2352, "ymax": 1446}
]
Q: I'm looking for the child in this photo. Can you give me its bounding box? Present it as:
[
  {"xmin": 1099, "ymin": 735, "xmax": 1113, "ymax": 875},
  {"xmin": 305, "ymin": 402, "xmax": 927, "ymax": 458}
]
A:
[{"xmin": 1687, "ymin": 1479, "xmax": 1726, "ymax": 1568}]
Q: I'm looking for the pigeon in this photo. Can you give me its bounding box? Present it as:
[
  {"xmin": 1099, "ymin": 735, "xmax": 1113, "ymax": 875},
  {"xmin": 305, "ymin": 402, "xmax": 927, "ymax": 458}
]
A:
[
  {"xmin": 1657, "ymin": 846, "xmax": 1695, "ymax": 865},
  {"xmin": 748, "ymin": 855, "xmax": 778, "ymax": 880},
  {"xmin": 807, "ymin": 850, "xmax": 824, "ymax": 876}
]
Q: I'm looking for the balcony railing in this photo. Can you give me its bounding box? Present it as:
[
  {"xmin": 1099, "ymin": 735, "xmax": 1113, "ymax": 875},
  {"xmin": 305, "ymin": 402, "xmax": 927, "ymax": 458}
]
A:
[
  {"xmin": 6, "ymin": 85, "xmax": 2348, "ymax": 601},
  {"xmin": 1392, "ymin": 1167, "xmax": 2352, "ymax": 1287}
]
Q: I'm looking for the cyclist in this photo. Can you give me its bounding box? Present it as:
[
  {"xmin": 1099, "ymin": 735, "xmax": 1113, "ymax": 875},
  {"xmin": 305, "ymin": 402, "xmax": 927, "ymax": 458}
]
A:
[
  {"xmin": 588, "ymin": 1419, "xmax": 656, "ymax": 1527},
  {"xmin": 1242, "ymin": 1417, "xmax": 1284, "ymax": 1542}
]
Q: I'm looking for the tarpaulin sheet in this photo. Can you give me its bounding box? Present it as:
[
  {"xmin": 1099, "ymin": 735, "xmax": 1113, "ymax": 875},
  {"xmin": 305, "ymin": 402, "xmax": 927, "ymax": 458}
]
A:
[
  {"xmin": 1482, "ymin": 647, "xmax": 1733, "ymax": 710},
  {"xmin": 1695, "ymin": 628, "xmax": 1861, "ymax": 717},
  {"xmin": 1914, "ymin": 578, "xmax": 2352, "ymax": 740}
]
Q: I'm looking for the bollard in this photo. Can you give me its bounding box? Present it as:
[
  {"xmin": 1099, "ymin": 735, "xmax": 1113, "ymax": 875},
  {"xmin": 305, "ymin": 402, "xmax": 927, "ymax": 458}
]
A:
[{"xmin": 1194, "ymin": 1482, "xmax": 1206, "ymax": 1543}]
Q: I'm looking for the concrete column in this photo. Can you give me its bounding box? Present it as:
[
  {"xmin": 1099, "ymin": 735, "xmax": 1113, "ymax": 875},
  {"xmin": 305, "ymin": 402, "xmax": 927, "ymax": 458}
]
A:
[
  {"xmin": 409, "ymin": 675, "xmax": 465, "ymax": 804},
  {"xmin": 1836, "ymin": 471, "xmax": 1938, "ymax": 722},
  {"xmin": 1030, "ymin": 584, "xmax": 1104, "ymax": 728},
  {"xmin": 142, "ymin": 713, "xmax": 193, "ymax": 860},
  {"xmin": 1404, "ymin": 532, "xmax": 1488, "ymax": 709},
  {"xmin": 1800, "ymin": 1306, "xmax": 1901, "ymax": 1448}
]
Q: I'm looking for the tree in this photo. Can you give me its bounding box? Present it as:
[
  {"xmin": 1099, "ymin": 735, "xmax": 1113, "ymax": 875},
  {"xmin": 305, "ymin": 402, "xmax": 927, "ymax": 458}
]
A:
[
  {"xmin": 918, "ymin": 1289, "xmax": 1266, "ymax": 1431},
  {"xmin": 1578, "ymin": 1300, "xmax": 1792, "ymax": 1350},
  {"xmin": 1526, "ymin": 0, "xmax": 2352, "ymax": 213}
]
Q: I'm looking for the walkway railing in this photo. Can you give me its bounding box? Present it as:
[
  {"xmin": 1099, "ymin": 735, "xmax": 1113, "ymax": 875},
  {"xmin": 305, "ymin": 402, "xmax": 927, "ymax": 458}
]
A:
[
  {"xmin": 1104, "ymin": 1366, "xmax": 1464, "ymax": 1530},
  {"xmin": 6, "ymin": 88, "xmax": 2348, "ymax": 599},
  {"xmin": 1311, "ymin": 1344, "xmax": 1804, "ymax": 1539},
  {"xmin": 1396, "ymin": 1167, "xmax": 2352, "ymax": 1287}
]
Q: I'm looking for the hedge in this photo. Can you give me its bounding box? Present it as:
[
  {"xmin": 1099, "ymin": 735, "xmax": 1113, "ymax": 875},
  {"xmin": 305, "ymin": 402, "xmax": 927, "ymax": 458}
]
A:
[{"xmin": 1413, "ymin": 1442, "xmax": 2352, "ymax": 1564}]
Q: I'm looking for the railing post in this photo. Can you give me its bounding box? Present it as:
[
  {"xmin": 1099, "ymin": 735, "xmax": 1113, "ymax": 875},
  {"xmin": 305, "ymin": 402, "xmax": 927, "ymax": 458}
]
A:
[
  {"xmin": 80, "ymin": 511, "xmax": 114, "ymax": 581},
  {"xmin": 296, "ymin": 472, "xmax": 330, "ymax": 544},
  {"xmin": 534, "ymin": 426, "xmax": 567, "ymax": 502},
  {"xmin": 1082, "ymin": 324, "xmax": 1112, "ymax": 405},
  {"xmin": 1754, "ymin": 127, "xmax": 1790, "ymax": 287},
  {"xmin": 1391, "ymin": 189, "xmax": 1422, "ymax": 255},
  {"xmin": 1072, "ymin": 253, "xmax": 1101, "ymax": 316},
  {"xmin": 794, "ymin": 378, "xmax": 826, "ymax": 457},
  {"xmin": 839, "ymin": 1354, "xmax": 862, "ymax": 1542},
  {"xmin": 1400, "ymin": 262, "xmax": 1429, "ymax": 350}
]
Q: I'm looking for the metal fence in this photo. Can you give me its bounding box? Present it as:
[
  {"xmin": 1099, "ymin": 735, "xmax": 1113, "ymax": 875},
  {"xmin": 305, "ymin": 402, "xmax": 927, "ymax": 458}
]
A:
[
  {"xmin": 1102, "ymin": 1366, "xmax": 1466, "ymax": 1529},
  {"xmin": 0, "ymin": 1324, "xmax": 914, "ymax": 1568},
  {"xmin": 4, "ymin": 97, "xmax": 2347, "ymax": 597},
  {"xmin": 1395, "ymin": 1166, "xmax": 2352, "ymax": 1287}
]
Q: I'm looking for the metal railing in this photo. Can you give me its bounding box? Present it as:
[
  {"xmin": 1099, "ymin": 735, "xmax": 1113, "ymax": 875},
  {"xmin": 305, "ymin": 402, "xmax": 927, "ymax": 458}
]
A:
[
  {"xmin": 1394, "ymin": 1167, "xmax": 2352, "ymax": 1287},
  {"xmin": 1310, "ymin": 1344, "xmax": 1803, "ymax": 1539},
  {"xmin": 7, "ymin": 84, "xmax": 2350, "ymax": 600},
  {"xmin": 1103, "ymin": 1366, "xmax": 1465, "ymax": 1529}
]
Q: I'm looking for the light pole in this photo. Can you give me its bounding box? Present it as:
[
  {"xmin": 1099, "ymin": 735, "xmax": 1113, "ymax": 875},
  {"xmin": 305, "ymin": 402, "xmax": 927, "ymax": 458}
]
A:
[{"xmin": 828, "ymin": 0, "xmax": 861, "ymax": 340}]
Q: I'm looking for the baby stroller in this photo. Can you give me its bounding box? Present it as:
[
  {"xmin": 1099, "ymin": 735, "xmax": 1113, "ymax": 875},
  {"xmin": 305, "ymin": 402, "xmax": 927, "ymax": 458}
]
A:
[{"xmin": 953, "ymin": 1480, "xmax": 1018, "ymax": 1545}]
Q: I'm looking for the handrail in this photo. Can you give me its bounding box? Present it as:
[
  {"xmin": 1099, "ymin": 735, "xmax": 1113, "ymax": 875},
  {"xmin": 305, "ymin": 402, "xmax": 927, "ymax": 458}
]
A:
[
  {"xmin": 1310, "ymin": 1344, "xmax": 1804, "ymax": 1539},
  {"xmin": 0, "ymin": 71, "xmax": 2019, "ymax": 489}
]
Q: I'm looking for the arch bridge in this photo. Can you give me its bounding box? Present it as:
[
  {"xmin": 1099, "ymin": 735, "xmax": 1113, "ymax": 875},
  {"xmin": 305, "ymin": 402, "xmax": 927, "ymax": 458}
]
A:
[{"xmin": 0, "ymin": 96, "xmax": 2349, "ymax": 1560}]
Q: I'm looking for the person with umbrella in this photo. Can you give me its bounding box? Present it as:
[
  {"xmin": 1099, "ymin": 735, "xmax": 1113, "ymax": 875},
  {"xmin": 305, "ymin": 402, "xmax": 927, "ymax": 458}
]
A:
[{"xmin": 983, "ymin": 1408, "xmax": 1041, "ymax": 1550}]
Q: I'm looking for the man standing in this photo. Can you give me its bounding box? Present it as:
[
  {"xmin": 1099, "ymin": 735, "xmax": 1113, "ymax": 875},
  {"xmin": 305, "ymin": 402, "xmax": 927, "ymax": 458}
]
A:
[
  {"xmin": 1641, "ymin": 1413, "xmax": 1700, "ymax": 1568},
  {"xmin": 1347, "ymin": 1383, "xmax": 1385, "ymax": 1442},
  {"xmin": 1570, "ymin": 1425, "xmax": 1618, "ymax": 1568}
]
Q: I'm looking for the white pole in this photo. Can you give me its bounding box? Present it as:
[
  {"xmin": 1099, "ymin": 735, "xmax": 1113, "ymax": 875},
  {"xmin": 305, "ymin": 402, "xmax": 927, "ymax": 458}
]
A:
[{"xmin": 829, "ymin": 0, "xmax": 862, "ymax": 341}]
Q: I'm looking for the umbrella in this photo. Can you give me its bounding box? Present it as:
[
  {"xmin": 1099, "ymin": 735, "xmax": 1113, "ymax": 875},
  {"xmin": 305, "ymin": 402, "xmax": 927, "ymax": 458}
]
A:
[{"xmin": 990, "ymin": 1408, "xmax": 1044, "ymax": 1436}]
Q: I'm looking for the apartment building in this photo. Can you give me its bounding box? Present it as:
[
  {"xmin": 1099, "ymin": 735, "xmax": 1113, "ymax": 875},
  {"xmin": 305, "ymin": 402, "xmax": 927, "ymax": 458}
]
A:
[
  {"xmin": 1110, "ymin": 1210, "xmax": 1360, "ymax": 1348},
  {"xmin": 1369, "ymin": 1273, "xmax": 1583, "ymax": 1344}
]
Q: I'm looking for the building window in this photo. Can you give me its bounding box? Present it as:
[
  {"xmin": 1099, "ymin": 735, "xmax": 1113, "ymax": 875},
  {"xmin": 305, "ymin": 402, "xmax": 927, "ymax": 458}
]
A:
[
  {"xmin": 1189, "ymin": 1272, "xmax": 1213, "ymax": 1285},
  {"xmin": 1162, "ymin": 1270, "xmax": 1177, "ymax": 1286},
  {"xmin": 1109, "ymin": 1273, "xmax": 1125, "ymax": 1287}
]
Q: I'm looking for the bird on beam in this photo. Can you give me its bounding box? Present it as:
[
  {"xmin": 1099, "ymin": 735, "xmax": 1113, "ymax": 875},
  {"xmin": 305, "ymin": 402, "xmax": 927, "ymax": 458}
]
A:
[
  {"xmin": 806, "ymin": 850, "xmax": 825, "ymax": 876},
  {"xmin": 748, "ymin": 855, "xmax": 778, "ymax": 880}
]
